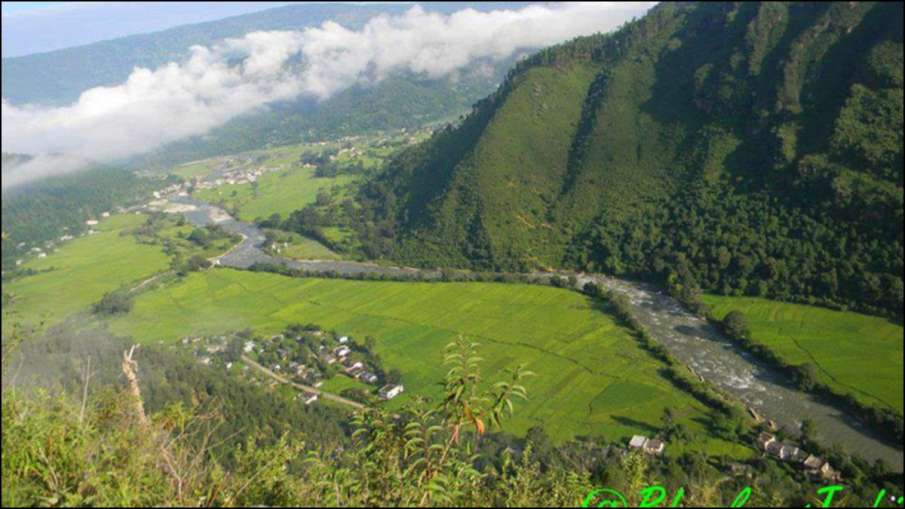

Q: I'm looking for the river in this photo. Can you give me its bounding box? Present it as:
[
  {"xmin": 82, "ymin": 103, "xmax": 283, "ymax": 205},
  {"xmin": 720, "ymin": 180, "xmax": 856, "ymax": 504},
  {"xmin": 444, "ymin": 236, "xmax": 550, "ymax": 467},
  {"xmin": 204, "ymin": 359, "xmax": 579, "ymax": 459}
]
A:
[{"xmin": 161, "ymin": 194, "xmax": 903, "ymax": 471}]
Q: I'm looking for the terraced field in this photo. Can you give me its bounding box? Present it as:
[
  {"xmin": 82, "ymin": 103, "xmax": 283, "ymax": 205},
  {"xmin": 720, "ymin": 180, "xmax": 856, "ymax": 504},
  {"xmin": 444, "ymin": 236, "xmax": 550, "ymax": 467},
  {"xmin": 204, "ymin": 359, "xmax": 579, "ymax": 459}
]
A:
[
  {"xmin": 107, "ymin": 268, "xmax": 748, "ymax": 456},
  {"xmin": 3, "ymin": 214, "xmax": 170, "ymax": 329},
  {"xmin": 703, "ymin": 295, "xmax": 904, "ymax": 414}
]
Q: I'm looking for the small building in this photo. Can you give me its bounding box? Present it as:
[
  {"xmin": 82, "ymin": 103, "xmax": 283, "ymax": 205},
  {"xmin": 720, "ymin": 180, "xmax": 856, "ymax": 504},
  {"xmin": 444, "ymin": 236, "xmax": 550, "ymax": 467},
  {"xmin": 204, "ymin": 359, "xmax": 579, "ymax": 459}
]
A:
[
  {"xmin": 37, "ymin": 252, "xmax": 47, "ymax": 259},
  {"xmin": 303, "ymin": 392, "xmax": 318, "ymax": 405},
  {"xmin": 346, "ymin": 365, "xmax": 365, "ymax": 377},
  {"xmin": 334, "ymin": 346, "xmax": 351, "ymax": 358},
  {"xmin": 818, "ymin": 462, "xmax": 840, "ymax": 482},
  {"xmin": 802, "ymin": 454, "xmax": 824, "ymax": 470},
  {"xmin": 644, "ymin": 439, "xmax": 665, "ymax": 456},
  {"xmin": 324, "ymin": 354, "xmax": 337, "ymax": 365},
  {"xmin": 101, "ymin": 211, "xmax": 110, "ymax": 218},
  {"xmin": 628, "ymin": 435, "xmax": 648, "ymax": 450},
  {"xmin": 338, "ymin": 336, "xmax": 349, "ymax": 344},
  {"xmin": 243, "ymin": 341, "xmax": 255, "ymax": 353},
  {"xmin": 360, "ymin": 372, "xmax": 379, "ymax": 384},
  {"xmin": 379, "ymin": 384, "xmax": 404, "ymax": 400},
  {"xmin": 85, "ymin": 219, "xmax": 98, "ymax": 226},
  {"xmin": 776, "ymin": 444, "xmax": 798, "ymax": 461},
  {"xmin": 756, "ymin": 432, "xmax": 775, "ymax": 450}
]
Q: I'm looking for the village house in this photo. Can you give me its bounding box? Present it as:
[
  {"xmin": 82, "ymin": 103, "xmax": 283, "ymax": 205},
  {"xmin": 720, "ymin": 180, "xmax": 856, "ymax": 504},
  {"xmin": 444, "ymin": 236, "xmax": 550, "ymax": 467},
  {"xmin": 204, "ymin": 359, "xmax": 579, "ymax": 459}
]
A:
[
  {"xmin": 243, "ymin": 341, "xmax": 255, "ymax": 353},
  {"xmin": 379, "ymin": 384, "xmax": 404, "ymax": 400},
  {"xmin": 302, "ymin": 392, "xmax": 318, "ymax": 405},
  {"xmin": 359, "ymin": 372, "xmax": 379, "ymax": 384},
  {"xmin": 644, "ymin": 439, "xmax": 665, "ymax": 456},
  {"xmin": 628, "ymin": 435, "xmax": 647, "ymax": 450},
  {"xmin": 334, "ymin": 345, "xmax": 351, "ymax": 358},
  {"xmin": 756, "ymin": 432, "xmax": 775, "ymax": 450},
  {"xmin": 324, "ymin": 354, "xmax": 337, "ymax": 365},
  {"xmin": 338, "ymin": 336, "xmax": 349, "ymax": 344},
  {"xmin": 627, "ymin": 435, "xmax": 666, "ymax": 456}
]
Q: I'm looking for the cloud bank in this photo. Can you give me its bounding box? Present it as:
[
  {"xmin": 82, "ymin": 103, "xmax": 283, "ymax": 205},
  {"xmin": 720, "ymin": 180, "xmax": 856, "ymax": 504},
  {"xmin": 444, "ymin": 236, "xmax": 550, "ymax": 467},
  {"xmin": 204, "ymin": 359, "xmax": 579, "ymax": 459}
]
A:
[{"xmin": 2, "ymin": 2, "xmax": 654, "ymax": 188}]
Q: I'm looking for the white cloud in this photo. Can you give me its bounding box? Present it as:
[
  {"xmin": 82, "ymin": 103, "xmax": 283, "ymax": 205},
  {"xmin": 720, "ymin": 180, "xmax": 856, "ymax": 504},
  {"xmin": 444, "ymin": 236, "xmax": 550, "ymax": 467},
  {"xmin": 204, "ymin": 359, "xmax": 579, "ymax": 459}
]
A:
[{"xmin": 1, "ymin": 2, "xmax": 654, "ymax": 188}]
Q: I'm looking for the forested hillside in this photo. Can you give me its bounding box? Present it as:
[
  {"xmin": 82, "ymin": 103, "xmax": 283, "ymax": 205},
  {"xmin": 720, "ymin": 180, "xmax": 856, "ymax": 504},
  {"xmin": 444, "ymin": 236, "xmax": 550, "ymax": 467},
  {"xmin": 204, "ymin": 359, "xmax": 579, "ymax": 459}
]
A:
[
  {"xmin": 358, "ymin": 1, "xmax": 904, "ymax": 319},
  {"xmin": 1, "ymin": 166, "xmax": 159, "ymax": 268}
]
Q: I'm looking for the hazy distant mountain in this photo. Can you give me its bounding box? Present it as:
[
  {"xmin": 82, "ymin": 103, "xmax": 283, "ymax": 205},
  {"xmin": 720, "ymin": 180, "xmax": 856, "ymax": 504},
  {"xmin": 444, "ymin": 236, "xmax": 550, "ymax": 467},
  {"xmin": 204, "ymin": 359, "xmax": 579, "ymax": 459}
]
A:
[
  {"xmin": 1, "ymin": 2, "xmax": 527, "ymax": 106},
  {"xmin": 0, "ymin": 2, "xmax": 293, "ymax": 58}
]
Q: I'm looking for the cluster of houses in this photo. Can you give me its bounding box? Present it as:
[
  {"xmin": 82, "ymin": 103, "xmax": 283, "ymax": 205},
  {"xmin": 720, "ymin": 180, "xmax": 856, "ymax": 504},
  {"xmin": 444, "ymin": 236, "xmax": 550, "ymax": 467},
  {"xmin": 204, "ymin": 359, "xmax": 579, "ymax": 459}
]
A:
[
  {"xmin": 180, "ymin": 328, "xmax": 404, "ymax": 406},
  {"xmin": 757, "ymin": 432, "xmax": 841, "ymax": 482},
  {"xmin": 152, "ymin": 182, "xmax": 189, "ymax": 200},
  {"xmin": 12, "ymin": 213, "xmax": 115, "ymax": 266},
  {"xmin": 627, "ymin": 435, "xmax": 666, "ymax": 456}
]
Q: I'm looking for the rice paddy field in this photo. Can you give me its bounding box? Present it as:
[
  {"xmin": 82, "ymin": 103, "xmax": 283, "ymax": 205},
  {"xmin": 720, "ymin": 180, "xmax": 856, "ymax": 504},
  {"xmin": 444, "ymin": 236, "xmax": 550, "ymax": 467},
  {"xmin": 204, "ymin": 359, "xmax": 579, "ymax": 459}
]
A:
[
  {"xmin": 194, "ymin": 165, "xmax": 357, "ymax": 223},
  {"xmin": 3, "ymin": 214, "xmax": 171, "ymax": 329},
  {"xmin": 104, "ymin": 268, "xmax": 751, "ymax": 457},
  {"xmin": 702, "ymin": 295, "xmax": 904, "ymax": 415}
]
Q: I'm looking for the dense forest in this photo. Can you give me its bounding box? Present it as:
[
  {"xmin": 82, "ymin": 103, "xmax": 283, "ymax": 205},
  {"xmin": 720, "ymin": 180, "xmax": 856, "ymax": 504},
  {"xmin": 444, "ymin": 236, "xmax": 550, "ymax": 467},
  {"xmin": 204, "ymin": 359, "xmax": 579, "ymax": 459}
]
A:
[
  {"xmin": 352, "ymin": 1, "xmax": 904, "ymax": 319},
  {"xmin": 1, "ymin": 166, "xmax": 161, "ymax": 269}
]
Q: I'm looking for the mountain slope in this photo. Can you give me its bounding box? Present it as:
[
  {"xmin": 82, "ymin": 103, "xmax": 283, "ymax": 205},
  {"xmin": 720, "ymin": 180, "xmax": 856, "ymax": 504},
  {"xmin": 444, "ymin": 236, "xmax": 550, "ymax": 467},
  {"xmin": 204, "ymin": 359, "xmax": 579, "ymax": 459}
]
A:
[{"xmin": 358, "ymin": 1, "xmax": 903, "ymax": 318}]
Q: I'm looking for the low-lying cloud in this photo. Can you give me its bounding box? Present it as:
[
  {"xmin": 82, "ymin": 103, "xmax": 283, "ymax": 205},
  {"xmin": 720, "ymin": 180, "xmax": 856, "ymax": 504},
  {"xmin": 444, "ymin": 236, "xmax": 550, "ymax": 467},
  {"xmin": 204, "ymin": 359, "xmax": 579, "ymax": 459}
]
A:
[{"xmin": 1, "ymin": 2, "xmax": 654, "ymax": 188}]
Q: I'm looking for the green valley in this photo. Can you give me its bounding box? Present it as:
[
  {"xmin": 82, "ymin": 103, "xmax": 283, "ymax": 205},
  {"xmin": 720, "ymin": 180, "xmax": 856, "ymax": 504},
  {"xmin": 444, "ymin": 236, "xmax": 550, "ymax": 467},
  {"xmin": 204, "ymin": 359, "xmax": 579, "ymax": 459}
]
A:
[{"xmin": 105, "ymin": 268, "xmax": 745, "ymax": 454}]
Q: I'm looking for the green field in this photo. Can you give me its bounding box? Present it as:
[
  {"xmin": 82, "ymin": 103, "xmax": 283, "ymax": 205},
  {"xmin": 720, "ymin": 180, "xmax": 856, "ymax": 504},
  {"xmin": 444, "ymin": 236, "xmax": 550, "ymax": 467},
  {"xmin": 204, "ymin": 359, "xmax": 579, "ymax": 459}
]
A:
[
  {"xmin": 265, "ymin": 230, "xmax": 341, "ymax": 260},
  {"xmin": 194, "ymin": 166, "xmax": 356, "ymax": 223},
  {"xmin": 703, "ymin": 295, "xmax": 904, "ymax": 414},
  {"xmin": 3, "ymin": 214, "xmax": 171, "ymax": 328},
  {"xmin": 105, "ymin": 268, "xmax": 750, "ymax": 456}
]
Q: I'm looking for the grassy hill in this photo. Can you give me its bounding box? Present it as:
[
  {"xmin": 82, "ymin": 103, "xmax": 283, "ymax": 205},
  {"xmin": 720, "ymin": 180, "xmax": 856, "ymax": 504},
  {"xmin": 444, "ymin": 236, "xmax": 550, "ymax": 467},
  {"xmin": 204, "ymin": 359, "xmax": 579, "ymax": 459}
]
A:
[{"xmin": 358, "ymin": 1, "xmax": 903, "ymax": 319}]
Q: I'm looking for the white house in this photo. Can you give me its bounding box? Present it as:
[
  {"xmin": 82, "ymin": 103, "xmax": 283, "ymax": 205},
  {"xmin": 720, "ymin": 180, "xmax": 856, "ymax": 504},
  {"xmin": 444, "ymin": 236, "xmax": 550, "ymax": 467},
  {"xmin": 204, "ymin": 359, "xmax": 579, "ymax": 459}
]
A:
[
  {"xmin": 338, "ymin": 336, "xmax": 349, "ymax": 344},
  {"xmin": 628, "ymin": 435, "xmax": 648, "ymax": 450},
  {"xmin": 303, "ymin": 392, "xmax": 319, "ymax": 405},
  {"xmin": 334, "ymin": 346, "xmax": 351, "ymax": 358},
  {"xmin": 379, "ymin": 384, "xmax": 404, "ymax": 400},
  {"xmin": 243, "ymin": 341, "xmax": 255, "ymax": 353}
]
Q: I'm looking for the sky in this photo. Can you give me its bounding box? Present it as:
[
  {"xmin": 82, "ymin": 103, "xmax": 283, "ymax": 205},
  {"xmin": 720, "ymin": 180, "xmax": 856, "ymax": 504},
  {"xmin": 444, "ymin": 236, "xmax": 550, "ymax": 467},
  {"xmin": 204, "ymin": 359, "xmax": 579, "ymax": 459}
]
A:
[
  {"xmin": 1, "ymin": 1, "xmax": 296, "ymax": 57},
  {"xmin": 1, "ymin": 2, "xmax": 655, "ymax": 188}
]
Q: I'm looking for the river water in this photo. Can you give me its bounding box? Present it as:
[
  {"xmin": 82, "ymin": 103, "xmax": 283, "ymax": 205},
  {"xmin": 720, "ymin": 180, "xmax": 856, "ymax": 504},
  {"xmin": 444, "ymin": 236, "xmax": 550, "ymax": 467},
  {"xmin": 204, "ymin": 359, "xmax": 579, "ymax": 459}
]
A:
[{"xmin": 164, "ymin": 195, "xmax": 903, "ymax": 471}]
